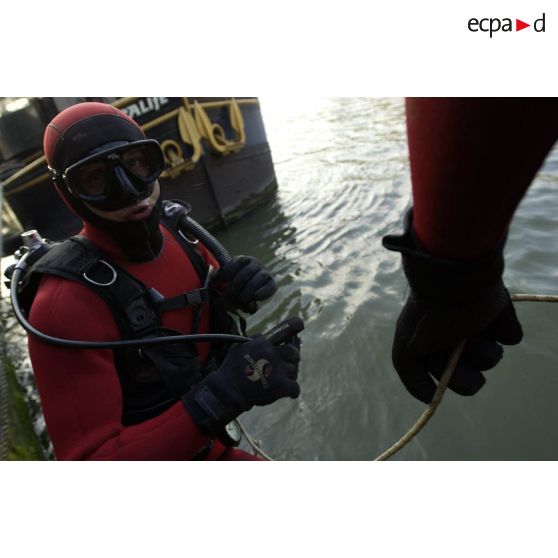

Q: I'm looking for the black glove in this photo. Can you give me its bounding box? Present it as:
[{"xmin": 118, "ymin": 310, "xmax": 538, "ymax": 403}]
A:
[
  {"xmin": 382, "ymin": 209, "xmax": 523, "ymax": 404},
  {"xmin": 213, "ymin": 256, "xmax": 277, "ymax": 312},
  {"xmin": 182, "ymin": 335, "xmax": 300, "ymax": 436}
]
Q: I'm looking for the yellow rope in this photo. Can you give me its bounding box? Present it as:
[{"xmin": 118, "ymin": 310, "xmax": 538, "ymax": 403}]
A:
[{"xmin": 241, "ymin": 293, "xmax": 558, "ymax": 461}]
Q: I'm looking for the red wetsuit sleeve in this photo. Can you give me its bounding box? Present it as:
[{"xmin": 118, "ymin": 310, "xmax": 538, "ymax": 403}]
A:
[
  {"xmin": 28, "ymin": 275, "xmax": 213, "ymax": 460},
  {"xmin": 406, "ymin": 98, "xmax": 558, "ymax": 259}
]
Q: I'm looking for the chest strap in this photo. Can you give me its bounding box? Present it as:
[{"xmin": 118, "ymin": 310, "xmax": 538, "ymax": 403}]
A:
[
  {"xmin": 72, "ymin": 236, "xmax": 212, "ymax": 335},
  {"xmin": 147, "ymin": 286, "xmax": 210, "ymax": 312}
]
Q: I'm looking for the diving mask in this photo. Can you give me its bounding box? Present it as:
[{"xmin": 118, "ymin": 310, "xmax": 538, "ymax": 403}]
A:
[{"xmin": 49, "ymin": 139, "xmax": 165, "ymax": 211}]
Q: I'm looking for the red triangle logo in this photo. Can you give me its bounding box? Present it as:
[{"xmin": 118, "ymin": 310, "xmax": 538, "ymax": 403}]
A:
[{"xmin": 516, "ymin": 19, "xmax": 530, "ymax": 31}]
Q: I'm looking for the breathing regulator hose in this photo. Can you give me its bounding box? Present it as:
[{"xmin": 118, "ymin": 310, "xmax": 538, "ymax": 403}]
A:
[
  {"xmin": 179, "ymin": 212, "xmax": 232, "ymax": 265},
  {"xmin": 6, "ymin": 209, "xmax": 298, "ymax": 350},
  {"xmin": 173, "ymin": 204, "xmax": 258, "ymax": 314}
]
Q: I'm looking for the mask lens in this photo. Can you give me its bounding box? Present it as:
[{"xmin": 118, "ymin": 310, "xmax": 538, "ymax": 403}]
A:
[
  {"xmin": 121, "ymin": 143, "xmax": 164, "ymax": 181},
  {"xmin": 70, "ymin": 160, "xmax": 109, "ymax": 199}
]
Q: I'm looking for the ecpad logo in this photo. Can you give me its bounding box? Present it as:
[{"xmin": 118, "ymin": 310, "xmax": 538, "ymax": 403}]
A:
[{"xmin": 468, "ymin": 13, "xmax": 546, "ymax": 37}]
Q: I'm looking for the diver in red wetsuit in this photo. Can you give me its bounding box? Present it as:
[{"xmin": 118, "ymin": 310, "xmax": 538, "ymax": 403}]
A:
[
  {"xmin": 25, "ymin": 102, "xmax": 301, "ymax": 460},
  {"xmin": 383, "ymin": 98, "xmax": 558, "ymax": 403}
]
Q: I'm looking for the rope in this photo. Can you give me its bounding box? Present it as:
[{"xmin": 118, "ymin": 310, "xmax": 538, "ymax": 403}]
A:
[
  {"xmin": 374, "ymin": 339, "xmax": 466, "ymax": 461},
  {"xmin": 241, "ymin": 293, "xmax": 558, "ymax": 461},
  {"xmin": 238, "ymin": 421, "xmax": 275, "ymax": 461}
]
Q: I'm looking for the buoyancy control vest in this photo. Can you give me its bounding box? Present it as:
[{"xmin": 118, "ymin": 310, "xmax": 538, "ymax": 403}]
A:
[{"xmin": 18, "ymin": 201, "xmax": 242, "ymax": 425}]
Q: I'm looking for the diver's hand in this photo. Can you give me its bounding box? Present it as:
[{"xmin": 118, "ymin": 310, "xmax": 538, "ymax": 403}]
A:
[
  {"xmin": 383, "ymin": 209, "xmax": 523, "ymax": 404},
  {"xmin": 182, "ymin": 335, "xmax": 300, "ymax": 435},
  {"xmin": 214, "ymin": 256, "xmax": 277, "ymax": 311}
]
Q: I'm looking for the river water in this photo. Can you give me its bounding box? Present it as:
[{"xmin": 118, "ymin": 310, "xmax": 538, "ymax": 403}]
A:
[{"xmin": 3, "ymin": 97, "xmax": 558, "ymax": 460}]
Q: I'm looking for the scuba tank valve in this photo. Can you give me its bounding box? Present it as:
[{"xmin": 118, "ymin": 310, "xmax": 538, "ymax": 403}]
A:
[{"xmin": 21, "ymin": 229, "xmax": 46, "ymax": 252}]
